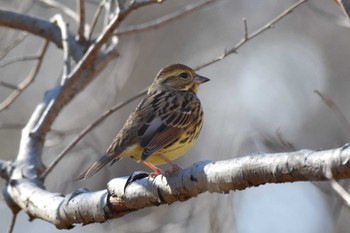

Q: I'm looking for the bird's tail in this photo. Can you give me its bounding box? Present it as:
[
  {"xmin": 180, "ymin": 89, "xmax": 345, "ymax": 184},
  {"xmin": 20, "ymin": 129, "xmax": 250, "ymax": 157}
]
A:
[{"xmin": 75, "ymin": 154, "xmax": 120, "ymax": 180}]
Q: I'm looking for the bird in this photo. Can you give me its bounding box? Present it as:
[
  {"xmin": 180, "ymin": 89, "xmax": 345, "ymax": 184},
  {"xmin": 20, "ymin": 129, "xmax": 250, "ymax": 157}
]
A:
[{"xmin": 76, "ymin": 63, "xmax": 209, "ymax": 180}]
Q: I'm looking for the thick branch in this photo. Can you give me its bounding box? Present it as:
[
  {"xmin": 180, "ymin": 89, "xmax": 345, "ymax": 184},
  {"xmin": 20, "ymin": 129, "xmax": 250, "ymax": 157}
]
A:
[
  {"xmin": 0, "ymin": 9, "xmax": 84, "ymax": 61},
  {"xmin": 3, "ymin": 147, "xmax": 350, "ymax": 228}
]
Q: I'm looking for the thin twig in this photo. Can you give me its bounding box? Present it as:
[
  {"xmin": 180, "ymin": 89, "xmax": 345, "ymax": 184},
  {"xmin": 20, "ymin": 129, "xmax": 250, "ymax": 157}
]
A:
[
  {"xmin": 195, "ymin": 0, "xmax": 308, "ymax": 70},
  {"xmin": 40, "ymin": 88, "xmax": 147, "ymax": 179},
  {"xmin": 276, "ymin": 128, "xmax": 296, "ymax": 151},
  {"xmin": 243, "ymin": 18, "xmax": 248, "ymax": 40},
  {"xmin": 0, "ymin": 55, "xmax": 38, "ymax": 68},
  {"xmin": 314, "ymin": 90, "xmax": 350, "ymax": 136},
  {"xmin": 51, "ymin": 15, "xmax": 71, "ymax": 79},
  {"xmin": 104, "ymin": 0, "xmax": 116, "ymax": 25},
  {"xmin": 326, "ymin": 165, "xmax": 350, "ymax": 209},
  {"xmin": 77, "ymin": 0, "xmax": 86, "ymax": 42},
  {"xmin": 7, "ymin": 213, "xmax": 17, "ymax": 233},
  {"xmin": 0, "ymin": 81, "xmax": 20, "ymax": 90},
  {"xmin": 0, "ymin": 40, "xmax": 49, "ymax": 112},
  {"xmin": 0, "ymin": 32, "xmax": 28, "ymax": 60},
  {"xmin": 0, "ymin": 9, "xmax": 85, "ymax": 62},
  {"xmin": 88, "ymin": 0, "xmax": 106, "ymax": 41},
  {"xmin": 116, "ymin": 0, "xmax": 216, "ymax": 35},
  {"xmin": 37, "ymin": 0, "xmax": 79, "ymax": 22}
]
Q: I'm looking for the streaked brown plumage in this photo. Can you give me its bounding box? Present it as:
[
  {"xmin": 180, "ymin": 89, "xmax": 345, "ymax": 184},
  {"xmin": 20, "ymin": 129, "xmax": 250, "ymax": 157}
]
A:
[{"xmin": 76, "ymin": 64, "xmax": 209, "ymax": 180}]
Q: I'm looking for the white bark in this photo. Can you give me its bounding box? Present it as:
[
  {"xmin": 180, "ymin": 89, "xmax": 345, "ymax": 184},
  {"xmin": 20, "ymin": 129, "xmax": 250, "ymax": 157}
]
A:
[{"xmin": 2, "ymin": 136, "xmax": 350, "ymax": 229}]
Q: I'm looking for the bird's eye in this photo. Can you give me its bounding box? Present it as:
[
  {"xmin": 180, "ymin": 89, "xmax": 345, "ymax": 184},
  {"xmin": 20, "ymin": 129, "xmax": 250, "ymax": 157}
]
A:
[{"xmin": 179, "ymin": 72, "xmax": 190, "ymax": 79}]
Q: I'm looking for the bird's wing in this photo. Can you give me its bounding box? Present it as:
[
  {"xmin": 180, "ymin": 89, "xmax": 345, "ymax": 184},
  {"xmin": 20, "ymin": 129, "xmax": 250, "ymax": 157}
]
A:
[{"xmin": 138, "ymin": 91, "xmax": 198, "ymax": 160}]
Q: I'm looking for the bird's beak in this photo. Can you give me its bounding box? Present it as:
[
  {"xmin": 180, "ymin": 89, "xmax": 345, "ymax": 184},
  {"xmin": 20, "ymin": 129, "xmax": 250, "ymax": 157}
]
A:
[{"xmin": 193, "ymin": 75, "xmax": 210, "ymax": 84}]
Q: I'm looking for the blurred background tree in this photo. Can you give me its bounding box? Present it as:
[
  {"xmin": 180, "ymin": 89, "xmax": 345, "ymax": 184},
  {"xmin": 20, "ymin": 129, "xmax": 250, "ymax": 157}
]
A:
[{"xmin": 1, "ymin": 0, "xmax": 350, "ymax": 232}]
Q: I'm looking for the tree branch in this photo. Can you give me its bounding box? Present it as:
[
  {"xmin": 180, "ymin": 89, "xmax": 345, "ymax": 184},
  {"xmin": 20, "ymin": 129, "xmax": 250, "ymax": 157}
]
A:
[
  {"xmin": 0, "ymin": 40, "xmax": 49, "ymax": 112},
  {"xmin": 4, "ymin": 146, "xmax": 350, "ymax": 228},
  {"xmin": 325, "ymin": 166, "xmax": 350, "ymax": 209},
  {"xmin": 37, "ymin": 0, "xmax": 79, "ymax": 23},
  {"xmin": 116, "ymin": 0, "xmax": 217, "ymax": 36},
  {"xmin": 88, "ymin": 0, "xmax": 106, "ymax": 40},
  {"xmin": 195, "ymin": 0, "xmax": 308, "ymax": 70},
  {"xmin": 0, "ymin": 9, "xmax": 84, "ymax": 61},
  {"xmin": 0, "ymin": 32, "xmax": 28, "ymax": 60},
  {"xmin": 314, "ymin": 90, "xmax": 350, "ymax": 136},
  {"xmin": 77, "ymin": 0, "xmax": 86, "ymax": 42},
  {"xmin": 51, "ymin": 15, "xmax": 71, "ymax": 78},
  {"xmin": 0, "ymin": 55, "xmax": 38, "ymax": 68}
]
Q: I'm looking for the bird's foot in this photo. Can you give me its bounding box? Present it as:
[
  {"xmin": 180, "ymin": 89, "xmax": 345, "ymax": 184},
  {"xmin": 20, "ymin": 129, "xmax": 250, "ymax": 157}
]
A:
[
  {"xmin": 142, "ymin": 161, "xmax": 164, "ymax": 178},
  {"xmin": 156, "ymin": 154, "xmax": 182, "ymax": 174},
  {"xmin": 148, "ymin": 165, "xmax": 164, "ymax": 179}
]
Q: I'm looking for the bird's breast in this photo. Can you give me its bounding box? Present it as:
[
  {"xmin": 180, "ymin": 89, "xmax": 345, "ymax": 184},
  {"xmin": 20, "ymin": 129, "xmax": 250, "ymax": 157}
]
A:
[{"xmin": 145, "ymin": 112, "xmax": 203, "ymax": 165}]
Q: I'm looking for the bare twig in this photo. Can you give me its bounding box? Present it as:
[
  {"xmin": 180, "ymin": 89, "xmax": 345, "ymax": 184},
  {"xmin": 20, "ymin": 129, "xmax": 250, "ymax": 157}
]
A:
[
  {"xmin": 326, "ymin": 165, "xmax": 350, "ymax": 208},
  {"xmin": 276, "ymin": 128, "xmax": 297, "ymax": 151},
  {"xmin": 0, "ymin": 81, "xmax": 20, "ymax": 90},
  {"xmin": 0, "ymin": 55, "xmax": 38, "ymax": 68},
  {"xmin": 0, "ymin": 9, "xmax": 85, "ymax": 61},
  {"xmin": 195, "ymin": 0, "xmax": 308, "ymax": 70},
  {"xmin": 51, "ymin": 15, "xmax": 71, "ymax": 78},
  {"xmin": 7, "ymin": 213, "xmax": 17, "ymax": 233},
  {"xmin": 104, "ymin": 0, "xmax": 117, "ymax": 25},
  {"xmin": 116, "ymin": 0, "xmax": 216, "ymax": 35},
  {"xmin": 41, "ymin": 88, "xmax": 147, "ymax": 179},
  {"xmin": 37, "ymin": 0, "xmax": 79, "ymax": 22},
  {"xmin": 77, "ymin": 0, "xmax": 86, "ymax": 42},
  {"xmin": 314, "ymin": 90, "xmax": 350, "ymax": 137},
  {"xmin": 0, "ymin": 32, "xmax": 28, "ymax": 60},
  {"xmin": 0, "ymin": 40, "xmax": 49, "ymax": 112},
  {"xmin": 243, "ymin": 18, "xmax": 248, "ymax": 40},
  {"xmin": 88, "ymin": 0, "xmax": 106, "ymax": 41}
]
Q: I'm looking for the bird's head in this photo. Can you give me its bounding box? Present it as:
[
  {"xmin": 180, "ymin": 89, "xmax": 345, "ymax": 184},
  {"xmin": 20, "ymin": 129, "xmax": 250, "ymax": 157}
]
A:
[{"xmin": 149, "ymin": 64, "xmax": 210, "ymax": 93}]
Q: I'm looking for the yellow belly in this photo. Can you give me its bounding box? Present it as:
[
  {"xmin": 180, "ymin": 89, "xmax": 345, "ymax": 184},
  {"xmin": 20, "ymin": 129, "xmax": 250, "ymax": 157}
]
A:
[
  {"xmin": 119, "ymin": 126, "xmax": 201, "ymax": 165},
  {"xmin": 146, "ymin": 134, "xmax": 198, "ymax": 164}
]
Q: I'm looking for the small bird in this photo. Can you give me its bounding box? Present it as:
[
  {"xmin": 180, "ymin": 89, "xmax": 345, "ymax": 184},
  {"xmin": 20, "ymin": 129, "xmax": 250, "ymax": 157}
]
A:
[{"xmin": 76, "ymin": 64, "xmax": 209, "ymax": 179}]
